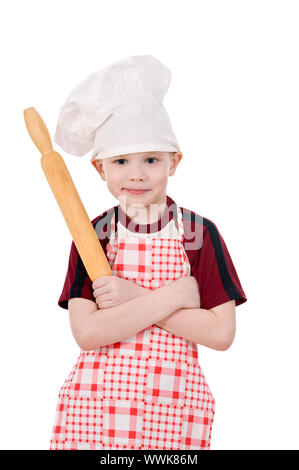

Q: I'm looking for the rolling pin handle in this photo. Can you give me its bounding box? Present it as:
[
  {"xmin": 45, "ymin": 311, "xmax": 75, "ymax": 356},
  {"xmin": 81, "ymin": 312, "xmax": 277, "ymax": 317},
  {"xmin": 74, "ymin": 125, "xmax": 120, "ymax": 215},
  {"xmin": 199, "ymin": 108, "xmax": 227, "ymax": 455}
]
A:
[{"xmin": 23, "ymin": 107, "xmax": 53, "ymax": 156}]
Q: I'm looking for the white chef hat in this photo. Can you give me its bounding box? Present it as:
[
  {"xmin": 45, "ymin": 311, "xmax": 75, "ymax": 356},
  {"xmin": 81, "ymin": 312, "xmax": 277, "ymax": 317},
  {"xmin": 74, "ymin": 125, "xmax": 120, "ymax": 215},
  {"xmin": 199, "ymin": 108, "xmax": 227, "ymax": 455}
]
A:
[{"xmin": 54, "ymin": 55, "xmax": 180, "ymax": 160}]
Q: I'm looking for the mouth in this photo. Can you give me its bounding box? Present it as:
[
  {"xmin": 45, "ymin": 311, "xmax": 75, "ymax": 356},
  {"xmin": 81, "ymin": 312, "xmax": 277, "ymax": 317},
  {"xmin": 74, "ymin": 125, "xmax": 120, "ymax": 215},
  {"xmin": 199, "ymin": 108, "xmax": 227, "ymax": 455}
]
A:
[{"xmin": 123, "ymin": 188, "xmax": 150, "ymax": 195}]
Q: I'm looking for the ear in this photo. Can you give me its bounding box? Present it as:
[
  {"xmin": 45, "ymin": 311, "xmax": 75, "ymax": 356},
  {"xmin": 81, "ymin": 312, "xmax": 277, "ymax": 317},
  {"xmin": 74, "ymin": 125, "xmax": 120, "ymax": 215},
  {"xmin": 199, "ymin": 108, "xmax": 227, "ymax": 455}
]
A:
[
  {"xmin": 169, "ymin": 152, "xmax": 183, "ymax": 176},
  {"xmin": 91, "ymin": 157, "xmax": 106, "ymax": 181}
]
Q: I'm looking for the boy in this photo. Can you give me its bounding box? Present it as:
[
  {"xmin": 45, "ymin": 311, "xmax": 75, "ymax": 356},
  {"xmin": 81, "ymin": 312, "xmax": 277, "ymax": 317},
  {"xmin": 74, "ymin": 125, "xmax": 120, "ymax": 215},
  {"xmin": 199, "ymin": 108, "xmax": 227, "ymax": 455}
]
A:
[{"xmin": 50, "ymin": 56, "xmax": 247, "ymax": 450}]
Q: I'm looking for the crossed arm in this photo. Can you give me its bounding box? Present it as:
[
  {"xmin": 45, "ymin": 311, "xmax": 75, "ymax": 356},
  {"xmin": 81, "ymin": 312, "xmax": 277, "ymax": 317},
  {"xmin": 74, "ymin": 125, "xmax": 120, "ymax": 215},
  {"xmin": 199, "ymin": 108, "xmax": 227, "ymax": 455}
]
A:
[
  {"xmin": 68, "ymin": 278, "xmax": 236, "ymax": 352},
  {"xmin": 132, "ymin": 283, "xmax": 236, "ymax": 350}
]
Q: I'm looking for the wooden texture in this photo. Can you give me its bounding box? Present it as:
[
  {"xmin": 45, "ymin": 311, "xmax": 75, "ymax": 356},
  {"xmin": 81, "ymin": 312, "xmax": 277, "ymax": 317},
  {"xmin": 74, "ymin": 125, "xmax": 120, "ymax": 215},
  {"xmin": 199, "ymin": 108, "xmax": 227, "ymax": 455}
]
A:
[{"xmin": 24, "ymin": 107, "xmax": 112, "ymax": 281}]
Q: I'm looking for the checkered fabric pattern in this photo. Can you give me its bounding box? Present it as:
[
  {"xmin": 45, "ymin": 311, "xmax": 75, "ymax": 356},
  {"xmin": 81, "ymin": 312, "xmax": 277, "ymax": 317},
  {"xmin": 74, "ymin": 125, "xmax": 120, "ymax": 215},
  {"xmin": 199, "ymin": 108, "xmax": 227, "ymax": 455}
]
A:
[
  {"xmin": 113, "ymin": 238, "xmax": 153, "ymax": 280},
  {"xmin": 106, "ymin": 207, "xmax": 191, "ymax": 290},
  {"xmin": 142, "ymin": 402, "xmax": 183, "ymax": 450},
  {"xmin": 50, "ymin": 395, "xmax": 67, "ymax": 450},
  {"xmin": 102, "ymin": 399, "xmax": 144, "ymax": 448},
  {"xmin": 184, "ymin": 362, "xmax": 216, "ymax": 412},
  {"xmin": 146, "ymin": 359, "xmax": 187, "ymax": 406},
  {"xmin": 50, "ymin": 206, "xmax": 215, "ymax": 450},
  {"xmin": 102, "ymin": 356, "xmax": 147, "ymax": 401},
  {"xmin": 148, "ymin": 324, "xmax": 198, "ymax": 362},
  {"xmin": 181, "ymin": 408, "xmax": 214, "ymax": 450},
  {"xmin": 64, "ymin": 396, "xmax": 102, "ymax": 445}
]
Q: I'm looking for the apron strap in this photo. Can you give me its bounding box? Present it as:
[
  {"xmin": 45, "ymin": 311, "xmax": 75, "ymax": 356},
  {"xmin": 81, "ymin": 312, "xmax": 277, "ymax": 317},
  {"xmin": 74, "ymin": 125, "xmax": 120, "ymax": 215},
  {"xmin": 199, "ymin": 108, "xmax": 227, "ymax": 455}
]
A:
[{"xmin": 176, "ymin": 205, "xmax": 185, "ymax": 243}]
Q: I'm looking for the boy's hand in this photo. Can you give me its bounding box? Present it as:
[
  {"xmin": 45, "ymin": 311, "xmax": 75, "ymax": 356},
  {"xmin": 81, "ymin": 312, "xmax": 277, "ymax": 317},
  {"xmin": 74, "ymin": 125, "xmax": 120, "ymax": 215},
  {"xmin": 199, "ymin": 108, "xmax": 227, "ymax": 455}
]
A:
[{"xmin": 92, "ymin": 275, "xmax": 147, "ymax": 309}]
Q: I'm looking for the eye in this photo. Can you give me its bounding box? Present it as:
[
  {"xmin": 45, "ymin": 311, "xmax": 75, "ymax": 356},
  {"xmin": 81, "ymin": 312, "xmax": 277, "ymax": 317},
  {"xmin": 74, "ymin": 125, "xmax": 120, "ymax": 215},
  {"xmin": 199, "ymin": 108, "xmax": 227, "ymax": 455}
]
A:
[
  {"xmin": 114, "ymin": 159, "xmax": 127, "ymax": 165},
  {"xmin": 145, "ymin": 157, "xmax": 158, "ymax": 164}
]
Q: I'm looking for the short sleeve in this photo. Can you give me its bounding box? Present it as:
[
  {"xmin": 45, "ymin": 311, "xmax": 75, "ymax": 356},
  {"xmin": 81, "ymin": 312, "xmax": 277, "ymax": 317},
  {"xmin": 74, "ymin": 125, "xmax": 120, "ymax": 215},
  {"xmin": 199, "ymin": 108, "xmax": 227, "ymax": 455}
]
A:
[
  {"xmin": 58, "ymin": 241, "xmax": 95, "ymax": 310},
  {"xmin": 190, "ymin": 218, "xmax": 247, "ymax": 311}
]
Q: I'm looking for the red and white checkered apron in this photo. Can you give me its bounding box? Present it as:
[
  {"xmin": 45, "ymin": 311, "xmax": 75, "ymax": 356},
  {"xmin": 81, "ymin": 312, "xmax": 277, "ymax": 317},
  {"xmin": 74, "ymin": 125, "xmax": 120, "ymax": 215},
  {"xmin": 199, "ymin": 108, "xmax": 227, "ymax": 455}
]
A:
[{"xmin": 50, "ymin": 205, "xmax": 215, "ymax": 450}]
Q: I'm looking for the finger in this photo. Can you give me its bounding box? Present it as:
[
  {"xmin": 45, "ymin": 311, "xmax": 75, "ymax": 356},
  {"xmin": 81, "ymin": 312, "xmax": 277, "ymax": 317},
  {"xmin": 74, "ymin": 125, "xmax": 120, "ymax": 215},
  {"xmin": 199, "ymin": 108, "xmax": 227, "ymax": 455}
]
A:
[
  {"xmin": 98, "ymin": 300, "xmax": 111, "ymax": 309},
  {"xmin": 92, "ymin": 276, "xmax": 110, "ymax": 290},
  {"xmin": 96, "ymin": 296, "xmax": 113, "ymax": 309},
  {"xmin": 93, "ymin": 286, "xmax": 111, "ymax": 297},
  {"xmin": 95, "ymin": 293, "xmax": 112, "ymax": 303},
  {"xmin": 92, "ymin": 276, "xmax": 110, "ymax": 289}
]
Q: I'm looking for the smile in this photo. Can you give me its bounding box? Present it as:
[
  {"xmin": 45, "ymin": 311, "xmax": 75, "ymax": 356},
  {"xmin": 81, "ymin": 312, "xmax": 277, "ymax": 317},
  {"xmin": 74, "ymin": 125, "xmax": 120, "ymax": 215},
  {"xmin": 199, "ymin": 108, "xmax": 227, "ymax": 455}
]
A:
[{"xmin": 124, "ymin": 189, "xmax": 150, "ymax": 194}]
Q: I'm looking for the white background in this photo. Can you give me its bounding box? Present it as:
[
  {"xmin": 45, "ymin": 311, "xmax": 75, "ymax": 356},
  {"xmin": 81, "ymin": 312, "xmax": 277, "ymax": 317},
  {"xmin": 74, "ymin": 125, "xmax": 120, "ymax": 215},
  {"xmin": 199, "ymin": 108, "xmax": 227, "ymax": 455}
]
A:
[{"xmin": 1, "ymin": 0, "xmax": 298, "ymax": 450}]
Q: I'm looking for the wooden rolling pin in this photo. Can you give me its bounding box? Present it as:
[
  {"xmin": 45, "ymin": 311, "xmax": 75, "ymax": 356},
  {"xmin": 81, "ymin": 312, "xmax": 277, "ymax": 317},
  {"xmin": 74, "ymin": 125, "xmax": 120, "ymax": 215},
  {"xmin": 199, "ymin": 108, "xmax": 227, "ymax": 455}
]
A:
[{"xmin": 23, "ymin": 107, "xmax": 112, "ymax": 281}]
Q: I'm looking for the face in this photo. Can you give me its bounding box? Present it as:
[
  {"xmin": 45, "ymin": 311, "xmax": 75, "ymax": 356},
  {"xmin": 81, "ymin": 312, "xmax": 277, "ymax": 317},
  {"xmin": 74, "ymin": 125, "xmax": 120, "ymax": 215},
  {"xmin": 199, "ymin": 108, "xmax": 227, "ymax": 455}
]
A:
[{"xmin": 92, "ymin": 151, "xmax": 183, "ymax": 211}]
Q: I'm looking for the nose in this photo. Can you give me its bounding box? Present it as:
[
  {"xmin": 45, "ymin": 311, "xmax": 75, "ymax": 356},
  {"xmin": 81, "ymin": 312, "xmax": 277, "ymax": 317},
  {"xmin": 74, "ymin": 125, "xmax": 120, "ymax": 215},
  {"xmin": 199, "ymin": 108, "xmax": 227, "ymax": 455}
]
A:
[
  {"xmin": 128, "ymin": 162, "xmax": 146, "ymax": 181},
  {"xmin": 129, "ymin": 175, "xmax": 144, "ymax": 181}
]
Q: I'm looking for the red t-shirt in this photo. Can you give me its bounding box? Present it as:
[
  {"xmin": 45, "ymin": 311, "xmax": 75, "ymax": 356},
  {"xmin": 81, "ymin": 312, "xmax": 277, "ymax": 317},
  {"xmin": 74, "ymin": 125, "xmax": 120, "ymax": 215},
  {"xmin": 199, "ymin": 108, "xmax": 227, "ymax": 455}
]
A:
[{"xmin": 58, "ymin": 195, "xmax": 247, "ymax": 311}]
